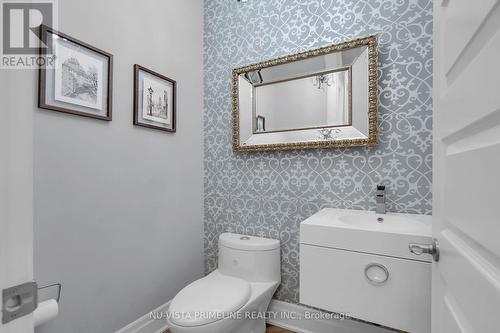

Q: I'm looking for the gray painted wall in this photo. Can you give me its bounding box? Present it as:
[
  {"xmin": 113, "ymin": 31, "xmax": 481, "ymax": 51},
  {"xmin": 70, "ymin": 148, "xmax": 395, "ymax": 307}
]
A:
[
  {"xmin": 34, "ymin": 1, "xmax": 204, "ymax": 332},
  {"xmin": 204, "ymin": 0, "xmax": 433, "ymax": 303}
]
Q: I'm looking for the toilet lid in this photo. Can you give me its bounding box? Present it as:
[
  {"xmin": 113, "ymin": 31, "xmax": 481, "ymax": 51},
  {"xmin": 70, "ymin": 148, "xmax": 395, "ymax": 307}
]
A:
[{"xmin": 168, "ymin": 272, "xmax": 251, "ymax": 327}]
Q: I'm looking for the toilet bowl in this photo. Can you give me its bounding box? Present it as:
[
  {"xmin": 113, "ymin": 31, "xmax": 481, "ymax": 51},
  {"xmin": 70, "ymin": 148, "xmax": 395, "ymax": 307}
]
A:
[{"xmin": 167, "ymin": 233, "xmax": 281, "ymax": 333}]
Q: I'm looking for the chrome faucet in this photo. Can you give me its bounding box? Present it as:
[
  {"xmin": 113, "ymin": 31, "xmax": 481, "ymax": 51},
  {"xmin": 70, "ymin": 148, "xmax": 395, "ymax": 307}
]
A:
[{"xmin": 376, "ymin": 185, "xmax": 386, "ymax": 214}]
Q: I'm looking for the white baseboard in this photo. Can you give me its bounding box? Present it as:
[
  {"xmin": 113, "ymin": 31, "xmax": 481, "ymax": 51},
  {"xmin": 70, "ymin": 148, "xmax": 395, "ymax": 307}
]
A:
[
  {"xmin": 114, "ymin": 301, "xmax": 170, "ymax": 333},
  {"xmin": 267, "ymin": 300, "xmax": 392, "ymax": 333},
  {"xmin": 114, "ymin": 299, "xmax": 392, "ymax": 333}
]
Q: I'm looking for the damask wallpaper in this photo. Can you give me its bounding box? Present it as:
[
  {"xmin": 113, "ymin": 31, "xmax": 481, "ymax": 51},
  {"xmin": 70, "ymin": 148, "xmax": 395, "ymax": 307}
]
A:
[{"xmin": 204, "ymin": 0, "xmax": 433, "ymax": 303}]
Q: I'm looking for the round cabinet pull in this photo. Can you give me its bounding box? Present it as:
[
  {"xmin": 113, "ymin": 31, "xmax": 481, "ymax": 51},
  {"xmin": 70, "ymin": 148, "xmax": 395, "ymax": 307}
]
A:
[{"xmin": 364, "ymin": 263, "xmax": 389, "ymax": 285}]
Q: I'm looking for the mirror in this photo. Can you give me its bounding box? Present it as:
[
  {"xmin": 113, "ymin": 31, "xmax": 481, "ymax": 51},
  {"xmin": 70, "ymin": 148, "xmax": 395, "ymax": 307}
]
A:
[{"xmin": 232, "ymin": 35, "xmax": 379, "ymax": 152}]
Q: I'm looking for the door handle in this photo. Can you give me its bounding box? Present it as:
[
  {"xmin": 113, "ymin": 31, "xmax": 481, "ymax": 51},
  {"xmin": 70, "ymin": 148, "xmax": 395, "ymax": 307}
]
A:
[{"xmin": 409, "ymin": 239, "xmax": 440, "ymax": 262}]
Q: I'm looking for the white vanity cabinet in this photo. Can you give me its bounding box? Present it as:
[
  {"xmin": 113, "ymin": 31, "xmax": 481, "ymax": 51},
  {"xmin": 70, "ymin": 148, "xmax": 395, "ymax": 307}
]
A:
[{"xmin": 299, "ymin": 208, "xmax": 432, "ymax": 333}]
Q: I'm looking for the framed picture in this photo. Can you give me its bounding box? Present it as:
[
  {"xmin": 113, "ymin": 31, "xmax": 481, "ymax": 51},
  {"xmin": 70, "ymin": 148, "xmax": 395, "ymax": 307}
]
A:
[
  {"xmin": 133, "ymin": 64, "xmax": 176, "ymax": 132},
  {"xmin": 244, "ymin": 70, "xmax": 262, "ymax": 84},
  {"xmin": 38, "ymin": 25, "xmax": 113, "ymax": 120},
  {"xmin": 256, "ymin": 115, "xmax": 266, "ymax": 132}
]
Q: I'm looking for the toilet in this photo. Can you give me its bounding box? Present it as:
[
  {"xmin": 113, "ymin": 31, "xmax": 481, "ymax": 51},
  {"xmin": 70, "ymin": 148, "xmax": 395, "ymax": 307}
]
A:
[{"xmin": 167, "ymin": 233, "xmax": 281, "ymax": 333}]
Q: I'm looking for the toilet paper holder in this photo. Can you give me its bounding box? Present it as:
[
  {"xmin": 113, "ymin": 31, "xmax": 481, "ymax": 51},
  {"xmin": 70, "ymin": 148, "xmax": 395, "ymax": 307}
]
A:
[
  {"xmin": 37, "ymin": 283, "xmax": 62, "ymax": 303},
  {"xmin": 1, "ymin": 282, "xmax": 61, "ymax": 324}
]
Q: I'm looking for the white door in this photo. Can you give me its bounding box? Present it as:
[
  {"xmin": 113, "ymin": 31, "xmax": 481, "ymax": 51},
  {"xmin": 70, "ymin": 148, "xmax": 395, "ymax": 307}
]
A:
[
  {"xmin": 0, "ymin": 69, "xmax": 34, "ymax": 332},
  {"xmin": 433, "ymin": 0, "xmax": 500, "ymax": 332}
]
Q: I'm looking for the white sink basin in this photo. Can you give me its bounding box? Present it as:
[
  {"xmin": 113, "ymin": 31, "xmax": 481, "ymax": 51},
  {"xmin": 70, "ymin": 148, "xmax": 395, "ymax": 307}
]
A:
[
  {"xmin": 300, "ymin": 208, "xmax": 433, "ymax": 332},
  {"xmin": 337, "ymin": 211, "xmax": 429, "ymax": 234},
  {"xmin": 300, "ymin": 208, "xmax": 432, "ymax": 261}
]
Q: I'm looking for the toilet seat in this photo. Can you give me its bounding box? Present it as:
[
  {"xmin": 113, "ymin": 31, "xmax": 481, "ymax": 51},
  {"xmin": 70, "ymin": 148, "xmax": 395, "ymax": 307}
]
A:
[{"xmin": 168, "ymin": 272, "xmax": 251, "ymax": 327}]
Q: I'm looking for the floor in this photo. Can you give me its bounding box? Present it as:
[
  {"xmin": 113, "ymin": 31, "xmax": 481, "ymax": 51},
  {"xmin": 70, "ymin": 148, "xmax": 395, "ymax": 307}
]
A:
[
  {"xmin": 164, "ymin": 324, "xmax": 295, "ymax": 333},
  {"xmin": 265, "ymin": 324, "xmax": 296, "ymax": 332}
]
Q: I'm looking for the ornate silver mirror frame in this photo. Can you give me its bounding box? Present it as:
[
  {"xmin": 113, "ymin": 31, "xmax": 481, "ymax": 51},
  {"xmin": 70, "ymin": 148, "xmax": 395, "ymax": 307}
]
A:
[{"xmin": 232, "ymin": 35, "xmax": 379, "ymax": 152}]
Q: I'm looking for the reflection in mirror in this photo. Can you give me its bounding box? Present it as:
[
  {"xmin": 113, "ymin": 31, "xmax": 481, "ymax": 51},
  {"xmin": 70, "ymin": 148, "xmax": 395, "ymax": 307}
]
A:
[
  {"xmin": 253, "ymin": 67, "xmax": 351, "ymax": 134},
  {"xmin": 233, "ymin": 35, "xmax": 379, "ymax": 152}
]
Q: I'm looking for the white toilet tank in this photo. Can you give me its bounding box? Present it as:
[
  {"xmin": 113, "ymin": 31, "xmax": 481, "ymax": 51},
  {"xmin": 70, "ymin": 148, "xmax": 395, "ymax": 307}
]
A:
[{"xmin": 218, "ymin": 233, "xmax": 280, "ymax": 283}]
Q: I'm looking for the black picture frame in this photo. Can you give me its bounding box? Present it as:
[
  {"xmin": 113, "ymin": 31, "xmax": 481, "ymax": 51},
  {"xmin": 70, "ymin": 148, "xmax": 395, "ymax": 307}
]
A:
[
  {"xmin": 38, "ymin": 25, "xmax": 113, "ymax": 121},
  {"xmin": 133, "ymin": 64, "xmax": 176, "ymax": 132}
]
